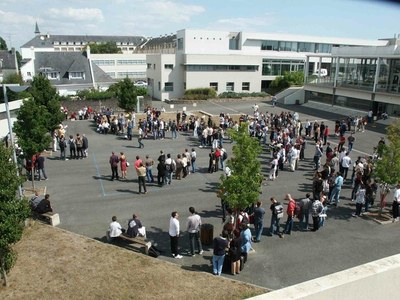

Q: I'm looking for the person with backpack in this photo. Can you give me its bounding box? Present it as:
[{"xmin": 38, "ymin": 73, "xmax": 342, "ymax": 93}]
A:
[
  {"xmin": 268, "ymin": 197, "xmax": 284, "ymax": 237},
  {"xmin": 164, "ymin": 154, "xmax": 176, "ymax": 185},
  {"xmin": 68, "ymin": 135, "xmax": 76, "ymax": 159},
  {"xmin": 59, "ymin": 135, "xmax": 67, "ymax": 160},
  {"xmin": 127, "ymin": 214, "xmax": 146, "ymax": 238}
]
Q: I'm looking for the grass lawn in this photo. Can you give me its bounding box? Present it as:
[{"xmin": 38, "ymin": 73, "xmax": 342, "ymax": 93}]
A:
[{"xmin": 0, "ymin": 222, "xmax": 267, "ymax": 300}]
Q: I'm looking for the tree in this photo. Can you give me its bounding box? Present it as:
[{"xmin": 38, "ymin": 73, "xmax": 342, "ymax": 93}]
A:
[
  {"xmin": 373, "ymin": 119, "xmax": 400, "ymax": 212},
  {"xmin": 86, "ymin": 42, "xmax": 121, "ymax": 54},
  {"xmin": 0, "ymin": 36, "xmax": 7, "ymax": 50},
  {"xmin": 14, "ymin": 98, "xmax": 52, "ymax": 185},
  {"xmin": 268, "ymin": 71, "xmax": 304, "ymax": 95},
  {"xmin": 219, "ymin": 123, "xmax": 263, "ymax": 216},
  {"xmin": 0, "ymin": 145, "xmax": 30, "ymax": 287},
  {"xmin": 29, "ymin": 75, "xmax": 64, "ymax": 132},
  {"xmin": 110, "ymin": 78, "xmax": 144, "ymax": 111}
]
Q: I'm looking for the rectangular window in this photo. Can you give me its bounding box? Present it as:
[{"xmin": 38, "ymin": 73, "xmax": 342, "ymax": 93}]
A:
[
  {"xmin": 69, "ymin": 72, "xmax": 84, "ymax": 79},
  {"xmin": 164, "ymin": 64, "xmax": 174, "ymax": 69},
  {"xmin": 92, "ymin": 60, "xmax": 115, "ymax": 66},
  {"xmin": 117, "ymin": 60, "xmax": 146, "ymax": 65},
  {"xmin": 153, "ymin": 64, "xmax": 156, "ymax": 69},
  {"xmin": 158, "ymin": 81, "xmax": 161, "ymax": 91},
  {"xmin": 177, "ymin": 38, "xmax": 184, "ymax": 50},
  {"xmin": 164, "ymin": 82, "xmax": 174, "ymax": 92},
  {"xmin": 242, "ymin": 82, "xmax": 250, "ymax": 91},
  {"xmin": 47, "ymin": 72, "xmax": 59, "ymax": 80},
  {"xmin": 226, "ymin": 82, "xmax": 234, "ymax": 92},
  {"xmin": 261, "ymin": 40, "xmax": 279, "ymax": 51},
  {"xmin": 147, "ymin": 63, "xmax": 152, "ymax": 69},
  {"xmin": 210, "ymin": 82, "xmax": 218, "ymax": 91}
]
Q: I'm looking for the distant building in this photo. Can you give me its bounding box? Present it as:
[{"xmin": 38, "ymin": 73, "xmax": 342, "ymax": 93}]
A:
[
  {"xmin": 145, "ymin": 29, "xmax": 385, "ymax": 101},
  {"xmin": 0, "ymin": 48, "xmax": 19, "ymax": 83},
  {"xmin": 304, "ymin": 37, "xmax": 400, "ymax": 116}
]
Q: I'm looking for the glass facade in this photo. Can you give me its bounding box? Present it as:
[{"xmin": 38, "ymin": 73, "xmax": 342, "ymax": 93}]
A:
[
  {"xmin": 262, "ymin": 59, "xmax": 304, "ymax": 76},
  {"xmin": 261, "ymin": 40, "xmax": 333, "ymax": 53},
  {"xmin": 186, "ymin": 65, "xmax": 258, "ymax": 71}
]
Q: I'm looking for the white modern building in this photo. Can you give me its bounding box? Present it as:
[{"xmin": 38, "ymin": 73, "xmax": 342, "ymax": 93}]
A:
[
  {"xmin": 145, "ymin": 29, "xmax": 386, "ymax": 101},
  {"xmin": 304, "ymin": 36, "xmax": 400, "ymax": 116}
]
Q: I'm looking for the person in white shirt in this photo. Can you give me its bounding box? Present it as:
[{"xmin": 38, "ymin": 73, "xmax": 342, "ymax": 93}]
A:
[
  {"xmin": 108, "ymin": 216, "xmax": 124, "ymax": 241},
  {"xmin": 169, "ymin": 212, "xmax": 182, "ymax": 259},
  {"xmin": 341, "ymin": 152, "xmax": 352, "ymax": 180},
  {"xmin": 191, "ymin": 148, "xmax": 197, "ymax": 173}
]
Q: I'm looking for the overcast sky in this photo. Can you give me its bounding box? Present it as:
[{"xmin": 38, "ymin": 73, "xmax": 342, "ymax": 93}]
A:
[{"xmin": 1, "ymin": 0, "xmax": 399, "ymax": 50}]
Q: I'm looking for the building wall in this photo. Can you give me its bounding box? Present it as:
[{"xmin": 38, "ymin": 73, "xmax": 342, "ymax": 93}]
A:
[{"xmin": 90, "ymin": 53, "xmax": 147, "ymax": 80}]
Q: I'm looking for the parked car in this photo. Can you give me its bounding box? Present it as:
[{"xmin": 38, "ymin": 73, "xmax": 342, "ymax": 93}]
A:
[{"xmin": 134, "ymin": 81, "xmax": 148, "ymax": 87}]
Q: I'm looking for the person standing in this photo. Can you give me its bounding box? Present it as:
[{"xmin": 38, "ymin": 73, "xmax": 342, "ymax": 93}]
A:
[
  {"xmin": 392, "ymin": 182, "xmax": 400, "ymax": 222},
  {"xmin": 269, "ymin": 197, "xmax": 283, "ymax": 236},
  {"xmin": 59, "ymin": 135, "xmax": 68, "ymax": 160},
  {"xmin": 75, "ymin": 134, "xmax": 84, "ymax": 159},
  {"xmin": 329, "ymin": 172, "xmax": 344, "ymax": 206},
  {"xmin": 252, "ymin": 201, "xmax": 265, "ymax": 243},
  {"xmin": 136, "ymin": 162, "xmax": 147, "ymax": 194},
  {"xmin": 138, "ymin": 127, "xmax": 144, "ymax": 148},
  {"xmin": 68, "ymin": 135, "xmax": 76, "ymax": 159},
  {"xmin": 347, "ymin": 133, "xmax": 355, "ymax": 152},
  {"xmin": 109, "ymin": 152, "xmax": 119, "ymax": 181},
  {"xmin": 35, "ymin": 153, "xmax": 48, "ymax": 180},
  {"xmin": 186, "ymin": 207, "xmax": 203, "ymax": 256},
  {"xmin": 299, "ymin": 193, "xmax": 312, "ymax": 231},
  {"xmin": 82, "ymin": 134, "xmax": 89, "ymax": 158},
  {"xmin": 119, "ymin": 152, "xmax": 127, "ymax": 179},
  {"xmin": 282, "ymin": 194, "xmax": 296, "ymax": 236},
  {"xmin": 191, "ymin": 148, "xmax": 197, "ymax": 173},
  {"xmin": 212, "ymin": 230, "xmax": 229, "ymax": 276},
  {"xmin": 145, "ymin": 155, "xmax": 155, "ymax": 183},
  {"xmin": 311, "ymin": 198, "xmax": 324, "ymax": 231},
  {"xmin": 352, "ymin": 183, "xmax": 366, "ymax": 217},
  {"xmin": 169, "ymin": 212, "xmax": 182, "ymax": 259},
  {"xmin": 341, "ymin": 152, "xmax": 352, "ymax": 180}
]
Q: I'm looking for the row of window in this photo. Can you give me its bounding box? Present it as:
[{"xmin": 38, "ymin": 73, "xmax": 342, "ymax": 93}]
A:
[
  {"xmin": 116, "ymin": 72, "xmax": 146, "ymax": 78},
  {"xmin": 261, "ymin": 40, "xmax": 333, "ymax": 53},
  {"xmin": 147, "ymin": 64, "xmax": 174, "ymax": 70},
  {"xmin": 185, "ymin": 65, "xmax": 258, "ymax": 72},
  {"xmin": 93, "ymin": 59, "xmax": 146, "ymax": 66},
  {"xmin": 155, "ymin": 82, "xmax": 250, "ymax": 92}
]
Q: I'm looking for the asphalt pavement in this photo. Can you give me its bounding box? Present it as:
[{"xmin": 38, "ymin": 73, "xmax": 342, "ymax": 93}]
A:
[{"xmin": 26, "ymin": 99, "xmax": 400, "ymax": 291}]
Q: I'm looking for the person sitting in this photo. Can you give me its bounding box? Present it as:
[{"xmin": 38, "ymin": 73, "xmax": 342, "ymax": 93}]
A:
[
  {"xmin": 127, "ymin": 214, "xmax": 146, "ymax": 238},
  {"xmin": 34, "ymin": 194, "xmax": 53, "ymax": 214},
  {"xmin": 29, "ymin": 191, "xmax": 42, "ymax": 211},
  {"xmin": 108, "ymin": 216, "xmax": 125, "ymax": 242}
]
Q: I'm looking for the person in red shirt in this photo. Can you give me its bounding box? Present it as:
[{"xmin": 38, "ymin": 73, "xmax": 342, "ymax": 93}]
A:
[
  {"xmin": 282, "ymin": 194, "xmax": 296, "ymax": 236},
  {"xmin": 338, "ymin": 135, "xmax": 346, "ymax": 152},
  {"xmin": 323, "ymin": 125, "xmax": 329, "ymax": 145}
]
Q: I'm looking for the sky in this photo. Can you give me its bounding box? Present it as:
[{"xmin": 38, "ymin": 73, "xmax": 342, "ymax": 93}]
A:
[{"xmin": 1, "ymin": 0, "xmax": 400, "ymax": 50}]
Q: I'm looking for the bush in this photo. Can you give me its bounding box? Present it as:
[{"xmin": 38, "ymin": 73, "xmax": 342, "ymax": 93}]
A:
[
  {"xmin": 267, "ymin": 71, "xmax": 304, "ymax": 95},
  {"xmin": 184, "ymin": 88, "xmax": 216, "ymax": 100},
  {"xmin": 218, "ymin": 92, "xmax": 269, "ymax": 99},
  {"xmin": 76, "ymin": 89, "xmax": 114, "ymax": 101}
]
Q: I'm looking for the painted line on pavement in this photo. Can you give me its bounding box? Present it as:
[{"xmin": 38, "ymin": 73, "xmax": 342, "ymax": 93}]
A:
[{"xmin": 92, "ymin": 152, "xmax": 106, "ymax": 197}]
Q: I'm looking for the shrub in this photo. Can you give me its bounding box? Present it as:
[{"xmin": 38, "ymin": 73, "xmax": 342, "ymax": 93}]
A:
[{"xmin": 184, "ymin": 88, "xmax": 216, "ymax": 100}]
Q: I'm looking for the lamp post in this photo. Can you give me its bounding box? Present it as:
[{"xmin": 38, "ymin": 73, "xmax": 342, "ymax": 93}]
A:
[{"xmin": 2, "ymin": 83, "xmax": 29, "ymax": 198}]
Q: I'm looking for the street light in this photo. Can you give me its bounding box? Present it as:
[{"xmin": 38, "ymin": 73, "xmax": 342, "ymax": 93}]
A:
[{"xmin": 2, "ymin": 83, "xmax": 29, "ymax": 198}]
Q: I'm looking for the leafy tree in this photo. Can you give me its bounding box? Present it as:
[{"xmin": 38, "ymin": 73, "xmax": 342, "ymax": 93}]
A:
[
  {"xmin": 219, "ymin": 123, "xmax": 263, "ymax": 215},
  {"xmin": 0, "ymin": 145, "xmax": 30, "ymax": 287},
  {"xmin": 110, "ymin": 78, "xmax": 146, "ymax": 111},
  {"xmin": 268, "ymin": 71, "xmax": 304, "ymax": 95},
  {"xmin": 373, "ymin": 119, "xmax": 400, "ymax": 212},
  {"xmin": 86, "ymin": 42, "xmax": 121, "ymax": 54},
  {"xmin": 29, "ymin": 75, "xmax": 64, "ymax": 132},
  {"xmin": 14, "ymin": 98, "xmax": 52, "ymax": 184},
  {"xmin": 0, "ymin": 36, "xmax": 7, "ymax": 50}
]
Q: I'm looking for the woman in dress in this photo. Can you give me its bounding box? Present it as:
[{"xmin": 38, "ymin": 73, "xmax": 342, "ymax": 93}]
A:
[{"xmin": 120, "ymin": 152, "xmax": 127, "ymax": 179}]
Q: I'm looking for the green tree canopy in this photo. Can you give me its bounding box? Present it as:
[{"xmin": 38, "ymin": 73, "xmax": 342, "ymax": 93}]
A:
[
  {"xmin": 29, "ymin": 75, "xmax": 64, "ymax": 132},
  {"xmin": 109, "ymin": 78, "xmax": 147, "ymax": 111},
  {"xmin": 0, "ymin": 74, "xmax": 30, "ymax": 103},
  {"xmin": 86, "ymin": 42, "xmax": 121, "ymax": 54},
  {"xmin": 14, "ymin": 98, "xmax": 52, "ymax": 160},
  {"xmin": 0, "ymin": 145, "xmax": 30, "ymax": 286},
  {"xmin": 0, "ymin": 36, "xmax": 7, "ymax": 50},
  {"xmin": 219, "ymin": 123, "xmax": 263, "ymax": 211},
  {"xmin": 268, "ymin": 71, "xmax": 304, "ymax": 95},
  {"xmin": 374, "ymin": 119, "xmax": 400, "ymax": 185}
]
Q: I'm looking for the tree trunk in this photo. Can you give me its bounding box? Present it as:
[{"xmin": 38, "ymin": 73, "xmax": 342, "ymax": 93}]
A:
[
  {"xmin": 0, "ymin": 256, "xmax": 8, "ymax": 287},
  {"xmin": 31, "ymin": 168, "xmax": 35, "ymax": 189}
]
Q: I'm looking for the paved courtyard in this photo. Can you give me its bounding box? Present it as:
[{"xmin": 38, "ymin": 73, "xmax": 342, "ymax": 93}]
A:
[{"xmin": 26, "ymin": 99, "xmax": 400, "ymax": 291}]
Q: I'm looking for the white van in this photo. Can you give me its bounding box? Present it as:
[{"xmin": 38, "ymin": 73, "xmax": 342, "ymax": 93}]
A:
[{"xmin": 313, "ymin": 68, "xmax": 328, "ymax": 77}]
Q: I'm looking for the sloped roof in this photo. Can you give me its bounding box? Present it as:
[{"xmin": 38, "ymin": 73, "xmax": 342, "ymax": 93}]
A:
[
  {"xmin": 22, "ymin": 35, "xmax": 147, "ymax": 49},
  {"xmin": 33, "ymin": 52, "xmax": 113, "ymax": 85},
  {"xmin": 0, "ymin": 50, "xmax": 17, "ymax": 70},
  {"xmin": 143, "ymin": 34, "xmax": 176, "ymax": 48}
]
